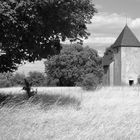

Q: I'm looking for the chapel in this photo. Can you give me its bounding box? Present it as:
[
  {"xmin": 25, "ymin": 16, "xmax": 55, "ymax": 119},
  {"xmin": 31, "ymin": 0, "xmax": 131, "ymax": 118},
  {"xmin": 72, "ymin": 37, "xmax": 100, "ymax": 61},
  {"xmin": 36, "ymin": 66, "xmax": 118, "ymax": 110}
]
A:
[{"xmin": 103, "ymin": 25, "xmax": 140, "ymax": 86}]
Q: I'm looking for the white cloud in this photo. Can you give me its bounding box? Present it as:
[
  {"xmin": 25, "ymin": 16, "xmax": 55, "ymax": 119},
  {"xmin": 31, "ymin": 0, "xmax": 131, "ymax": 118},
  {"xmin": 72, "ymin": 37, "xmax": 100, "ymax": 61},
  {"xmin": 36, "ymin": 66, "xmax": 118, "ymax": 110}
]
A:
[
  {"xmin": 130, "ymin": 18, "xmax": 140, "ymax": 28},
  {"xmin": 83, "ymin": 12, "xmax": 140, "ymax": 55},
  {"xmin": 84, "ymin": 36, "xmax": 116, "ymax": 56},
  {"xmin": 17, "ymin": 60, "xmax": 45, "ymax": 76},
  {"xmin": 85, "ymin": 12, "xmax": 140, "ymax": 45},
  {"xmin": 88, "ymin": 13, "xmax": 127, "ymax": 29},
  {"xmin": 93, "ymin": 37, "xmax": 115, "ymax": 44},
  {"xmin": 85, "ymin": 36, "xmax": 115, "ymax": 44},
  {"xmin": 63, "ymin": 12, "xmax": 140, "ymax": 56}
]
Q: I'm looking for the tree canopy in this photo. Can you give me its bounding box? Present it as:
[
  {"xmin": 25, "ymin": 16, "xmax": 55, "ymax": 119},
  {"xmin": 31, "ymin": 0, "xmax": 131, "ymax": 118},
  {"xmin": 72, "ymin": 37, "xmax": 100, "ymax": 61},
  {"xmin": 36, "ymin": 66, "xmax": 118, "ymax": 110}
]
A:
[
  {"xmin": 0, "ymin": 0, "xmax": 96, "ymax": 72},
  {"xmin": 45, "ymin": 44, "xmax": 103, "ymax": 87}
]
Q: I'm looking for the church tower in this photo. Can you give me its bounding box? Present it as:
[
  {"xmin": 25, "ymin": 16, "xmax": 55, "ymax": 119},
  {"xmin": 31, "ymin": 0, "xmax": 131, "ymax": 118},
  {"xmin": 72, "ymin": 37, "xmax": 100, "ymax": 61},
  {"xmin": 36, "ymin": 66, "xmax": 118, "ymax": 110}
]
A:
[{"xmin": 103, "ymin": 25, "xmax": 140, "ymax": 86}]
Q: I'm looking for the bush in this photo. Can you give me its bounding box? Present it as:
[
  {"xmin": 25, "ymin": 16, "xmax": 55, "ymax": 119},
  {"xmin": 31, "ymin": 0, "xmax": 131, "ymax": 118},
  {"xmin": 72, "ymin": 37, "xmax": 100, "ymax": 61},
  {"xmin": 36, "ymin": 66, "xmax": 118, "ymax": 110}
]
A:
[
  {"xmin": 0, "ymin": 79, "xmax": 12, "ymax": 88},
  {"xmin": 0, "ymin": 72, "xmax": 13, "ymax": 87},
  {"xmin": 79, "ymin": 74, "xmax": 100, "ymax": 90},
  {"xmin": 0, "ymin": 72, "xmax": 47, "ymax": 88},
  {"xmin": 11, "ymin": 73, "xmax": 26, "ymax": 86},
  {"xmin": 47, "ymin": 78, "xmax": 59, "ymax": 86},
  {"xmin": 27, "ymin": 71, "xmax": 46, "ymax": 87},
  {"xmin": 0, "ymin": 72, "xmax": 25, "ymax": 87}
]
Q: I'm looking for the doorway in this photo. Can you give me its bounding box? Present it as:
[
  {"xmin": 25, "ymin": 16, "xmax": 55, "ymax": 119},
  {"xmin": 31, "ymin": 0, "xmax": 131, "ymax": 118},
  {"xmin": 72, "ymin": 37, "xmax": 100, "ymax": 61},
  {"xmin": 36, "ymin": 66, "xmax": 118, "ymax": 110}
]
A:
[{"xmin": 129, "ymin": 80, "xmax": 134, "ymax": 86}]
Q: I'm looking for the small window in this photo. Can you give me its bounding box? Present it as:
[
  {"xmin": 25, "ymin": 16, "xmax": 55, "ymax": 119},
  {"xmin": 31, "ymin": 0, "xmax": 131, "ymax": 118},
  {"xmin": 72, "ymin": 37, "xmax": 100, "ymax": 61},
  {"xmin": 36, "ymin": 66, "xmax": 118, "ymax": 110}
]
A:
[{"xmin": 129, "ymin": 80, "xmax": 134, "ymax": 86}]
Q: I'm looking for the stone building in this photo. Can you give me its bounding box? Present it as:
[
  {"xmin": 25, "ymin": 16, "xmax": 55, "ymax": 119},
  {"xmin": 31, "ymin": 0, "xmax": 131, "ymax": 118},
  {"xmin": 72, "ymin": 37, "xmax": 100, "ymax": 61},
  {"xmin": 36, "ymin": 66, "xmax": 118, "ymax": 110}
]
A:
[{"xmin": 103, "ymin": 25, "xmax": 140, "ymax": 86}]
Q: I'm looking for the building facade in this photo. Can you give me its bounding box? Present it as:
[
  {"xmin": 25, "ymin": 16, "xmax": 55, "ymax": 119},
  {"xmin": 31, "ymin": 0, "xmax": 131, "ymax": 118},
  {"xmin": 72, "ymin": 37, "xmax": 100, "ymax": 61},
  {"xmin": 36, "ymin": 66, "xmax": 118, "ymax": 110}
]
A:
[{"xmin": 103, "ymin": 25, "xmax": 140, "ymax": 86}]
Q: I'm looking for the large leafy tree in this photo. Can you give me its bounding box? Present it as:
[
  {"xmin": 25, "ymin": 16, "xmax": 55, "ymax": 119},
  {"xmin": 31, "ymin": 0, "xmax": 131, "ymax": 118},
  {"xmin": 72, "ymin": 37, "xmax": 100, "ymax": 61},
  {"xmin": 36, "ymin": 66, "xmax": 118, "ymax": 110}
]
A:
[
  {"xmin": 45, "ymin": 44, "xmax": 103, "ymax": 87},
  {"xmin": 0, "ymin": 0, "xmax": 96, "ymax": 72}
]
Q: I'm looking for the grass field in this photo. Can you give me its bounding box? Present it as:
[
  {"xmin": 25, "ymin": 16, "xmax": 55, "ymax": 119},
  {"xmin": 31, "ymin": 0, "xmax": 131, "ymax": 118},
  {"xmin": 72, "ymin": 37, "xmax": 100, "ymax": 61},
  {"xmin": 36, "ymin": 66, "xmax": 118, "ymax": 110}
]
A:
[{"xmin": 1, "ymin": 86, "xmax": 140, "ymax": 140}]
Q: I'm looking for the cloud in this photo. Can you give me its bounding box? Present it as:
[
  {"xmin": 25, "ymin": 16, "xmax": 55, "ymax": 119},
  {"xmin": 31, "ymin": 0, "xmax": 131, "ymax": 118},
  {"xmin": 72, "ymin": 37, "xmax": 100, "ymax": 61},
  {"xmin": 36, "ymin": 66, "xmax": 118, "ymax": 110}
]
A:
[
  {"xmin": 85, "ymin": 12, "xmax": 140, "ymax": 49},
  {"xmin": 17, "ymin": 60, "xmax": 45, "ymax": 75},
  {"xmin": 88, "ymin": 13, "xmax": 126, "ymax": 29},
  {"xmin": 85, "ymin": 36, "xmax": 115, "ymax": 45},
  {"xmin": 130, "ymin": 18, "xmax": 140, "ymax": 28},
  {"xmin": 85, "ymin": 13, "xmax": 126, "ymax": 48},
  {"xmin": 64, "ymin": 12, "xmax": 140, "ymax": 56},
  {"xmin": 83, "ymin": 12, "xmax": 140, "ymax": 56},
  {"xmin": 84, "ymin": 36, "xmax": 116, "ymax": 56}
]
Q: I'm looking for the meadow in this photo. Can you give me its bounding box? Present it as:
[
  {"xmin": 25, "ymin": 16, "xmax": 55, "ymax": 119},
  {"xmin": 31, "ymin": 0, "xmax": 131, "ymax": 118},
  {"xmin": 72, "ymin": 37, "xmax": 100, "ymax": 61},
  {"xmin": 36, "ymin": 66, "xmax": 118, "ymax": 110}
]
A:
[{"xmin": 1, "ymin": 86, "xmax": 140, "ymax": 140}]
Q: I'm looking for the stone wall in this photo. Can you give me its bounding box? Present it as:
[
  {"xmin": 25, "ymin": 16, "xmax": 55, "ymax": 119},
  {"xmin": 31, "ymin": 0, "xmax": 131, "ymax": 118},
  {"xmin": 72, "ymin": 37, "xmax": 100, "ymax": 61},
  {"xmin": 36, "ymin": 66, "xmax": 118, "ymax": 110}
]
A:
[
  {"xmin": 103, "ymin": 66, "xmax": 110, "ymax": 86},
  {"xmin": 121, "ymin": 47, "xmax": 140, "ymax": 85},
  {"xmin": 109, "ymin": 61, "xmax": 114, "ymax": 86},
  {"xmin": 113, "ymin": 47, "xmax": 121, "ymax": 85}
]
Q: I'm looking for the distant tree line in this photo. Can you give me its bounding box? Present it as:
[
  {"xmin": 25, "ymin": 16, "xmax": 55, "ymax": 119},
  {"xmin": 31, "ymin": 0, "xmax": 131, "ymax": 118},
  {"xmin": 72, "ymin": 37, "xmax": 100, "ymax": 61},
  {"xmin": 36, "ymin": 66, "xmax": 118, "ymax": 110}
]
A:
[
  {"xmin": 0, "ymin": 71, "xmax": 47, "ymax": 87},
  {"xmin": 0, "ymin": 44, "xmax": 104, "ymax": 90}
]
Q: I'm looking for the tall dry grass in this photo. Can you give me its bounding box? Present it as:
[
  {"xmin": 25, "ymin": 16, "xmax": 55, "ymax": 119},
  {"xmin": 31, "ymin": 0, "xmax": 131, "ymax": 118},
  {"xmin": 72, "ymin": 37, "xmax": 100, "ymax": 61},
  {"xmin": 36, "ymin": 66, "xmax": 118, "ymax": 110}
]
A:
[{"xmin": 1, "ymin": 86, "xmax": 140, "ymax": 139}]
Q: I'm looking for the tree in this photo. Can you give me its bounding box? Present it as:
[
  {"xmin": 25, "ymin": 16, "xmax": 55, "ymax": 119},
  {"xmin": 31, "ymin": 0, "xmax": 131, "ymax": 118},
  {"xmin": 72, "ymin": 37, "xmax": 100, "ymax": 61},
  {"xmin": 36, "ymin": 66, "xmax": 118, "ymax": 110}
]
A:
[
  {"xmin": 11, "ymin": 73, "xmax": 26, "ymax": 86},
  {"xmin": 0, "ymin": 0, "xmax": 96, "ymax": 72},
  {"xmin": 0, "ymin": 72, "xmax": 13, "ymax": 87},
  {"xmin": 27, "ymin": 71, "xmax": 46, "ymax": 86},
  {"xmin": 45, "ymin": 44, "xmax": 103, "ymax": 87},
  {"xmin": 80, "ymin": 73, "xmax": 100, "ymax": 90}
]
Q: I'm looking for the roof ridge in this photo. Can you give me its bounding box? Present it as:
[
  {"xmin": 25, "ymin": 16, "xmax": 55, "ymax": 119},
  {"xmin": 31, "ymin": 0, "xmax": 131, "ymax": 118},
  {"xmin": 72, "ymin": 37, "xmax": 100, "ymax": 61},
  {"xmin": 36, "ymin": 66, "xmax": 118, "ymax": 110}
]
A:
[
  {"xmin": 119, "ymin": 25, "xmax": 126, "ymax": 46},
  {"xmin": 112, "ymin": 25, "xmax": 140, "ymax": 47}
]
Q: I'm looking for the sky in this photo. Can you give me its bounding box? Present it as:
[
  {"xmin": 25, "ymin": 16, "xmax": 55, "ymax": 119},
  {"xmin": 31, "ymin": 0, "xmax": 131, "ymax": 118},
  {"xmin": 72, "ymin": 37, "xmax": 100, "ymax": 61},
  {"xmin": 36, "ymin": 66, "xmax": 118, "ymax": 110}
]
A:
[
  {"xmin": 84, "ymin": 0, "xmax": 140, "ymax": 56},
  {"xmin": 17, "ymin": 0, "xmax": 140, "ymax": 74}
]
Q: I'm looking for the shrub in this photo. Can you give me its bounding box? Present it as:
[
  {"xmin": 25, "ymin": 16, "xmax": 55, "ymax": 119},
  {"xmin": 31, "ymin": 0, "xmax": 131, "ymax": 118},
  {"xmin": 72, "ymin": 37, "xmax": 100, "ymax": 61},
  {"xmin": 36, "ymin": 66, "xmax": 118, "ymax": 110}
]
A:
[
  {"xmin": 0, "ymin": 72, "xmax": 47, "ymax": 87},
  {"xmin": 11, "ymin": 73, "xmax": 26, "ymax": 86},
  {"xmin": 79, "ymin": 74, "xmax": 100, "ymax": 90},
  {"xmin": 27, "ymin": 71, "xmax": 46, "ymax": 87},
  {"xmin": 0, "ymin": 79, "xmax": 12, "ymax": 88},
  {"xmin": 23, "ymin": 79, "xmax": 37, "ymax": 98},
  {"xmin": 47, "ymin": 78, "xmax": 59, "ymax": 86},
  {"xmin": 0, "ymin": 72, "xmax": 13, "ymax": 87}
]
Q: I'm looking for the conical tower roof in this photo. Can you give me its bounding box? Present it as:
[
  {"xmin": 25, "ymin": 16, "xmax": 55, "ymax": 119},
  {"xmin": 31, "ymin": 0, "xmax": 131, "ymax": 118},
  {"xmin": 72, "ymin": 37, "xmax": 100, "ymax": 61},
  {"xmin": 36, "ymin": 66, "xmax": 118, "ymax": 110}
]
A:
[{"xmin": 112, "ymin": 25, "xmax": 140, "ymax": 47}]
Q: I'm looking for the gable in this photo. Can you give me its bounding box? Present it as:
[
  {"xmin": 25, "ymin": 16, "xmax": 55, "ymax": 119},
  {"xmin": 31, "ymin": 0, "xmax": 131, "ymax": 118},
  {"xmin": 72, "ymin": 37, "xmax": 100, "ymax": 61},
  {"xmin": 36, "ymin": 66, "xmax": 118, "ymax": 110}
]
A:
[{"xmin": 112, "ymin": 25, "xmax": 140, "ymax": 47}]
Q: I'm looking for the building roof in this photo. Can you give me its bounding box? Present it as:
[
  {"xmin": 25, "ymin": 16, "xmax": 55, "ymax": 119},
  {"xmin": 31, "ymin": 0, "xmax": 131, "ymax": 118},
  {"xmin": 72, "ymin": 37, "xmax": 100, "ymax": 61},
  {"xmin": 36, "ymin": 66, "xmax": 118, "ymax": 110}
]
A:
[{"xmin": 112, "ymin": 24, "xmax": 140, "ymax": 47}]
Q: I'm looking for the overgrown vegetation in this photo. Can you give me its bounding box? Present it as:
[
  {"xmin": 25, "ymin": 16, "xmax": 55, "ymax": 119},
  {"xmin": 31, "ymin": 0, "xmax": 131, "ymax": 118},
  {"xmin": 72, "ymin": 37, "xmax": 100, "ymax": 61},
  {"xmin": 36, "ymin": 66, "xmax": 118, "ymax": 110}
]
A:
[
  {"xmin": 27, "ymin": 72, "xmax": 47, "ymax": 87},
  {"xmin": 0, "ymin": 72, "xmax": 47, "ymax": 88},
  {"xmin": 0, "ymin": 72, "xmax": 13, "ymax": 87},
  {"xmin": 79, "ymin": 73, "xmax": 101, "ymax": 90},
  {"xmin": 0, "ymin": 87, "xmax": 140, "ymax": 139},
  {"xmin": 0, "ymin": 87, "xmax": 81, "ymax": 108},
  {"xmin": 23, "ymin": 79, "xmax": 37, "ymax": 98}
]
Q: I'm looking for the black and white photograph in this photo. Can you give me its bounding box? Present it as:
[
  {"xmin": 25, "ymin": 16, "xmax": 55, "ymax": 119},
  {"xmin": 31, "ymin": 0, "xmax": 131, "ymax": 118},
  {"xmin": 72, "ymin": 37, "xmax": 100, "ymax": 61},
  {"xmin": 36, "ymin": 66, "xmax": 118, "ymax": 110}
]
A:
[{"xmin": 0, "ymin": 0, "xmax": 140, "ymax": 139}]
